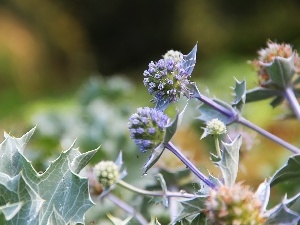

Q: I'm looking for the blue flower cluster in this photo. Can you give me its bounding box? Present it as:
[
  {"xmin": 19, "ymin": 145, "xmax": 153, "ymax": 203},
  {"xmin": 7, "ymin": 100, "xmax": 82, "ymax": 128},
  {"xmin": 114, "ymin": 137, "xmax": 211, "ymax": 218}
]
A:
[
  {"xmin": 128, "ymin": 107, "xmax": 169, "ymax": 153},
  {"xmin": 143, "ymin": 54, "xmax": 192, "ymax": 103}
]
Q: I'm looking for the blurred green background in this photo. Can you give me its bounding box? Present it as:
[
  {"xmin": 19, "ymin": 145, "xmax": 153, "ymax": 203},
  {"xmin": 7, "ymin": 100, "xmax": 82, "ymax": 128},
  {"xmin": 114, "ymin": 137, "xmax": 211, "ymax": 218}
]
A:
[{"xmin": 1, "ymin": 0, "xmax": 300, "ymax": 223}]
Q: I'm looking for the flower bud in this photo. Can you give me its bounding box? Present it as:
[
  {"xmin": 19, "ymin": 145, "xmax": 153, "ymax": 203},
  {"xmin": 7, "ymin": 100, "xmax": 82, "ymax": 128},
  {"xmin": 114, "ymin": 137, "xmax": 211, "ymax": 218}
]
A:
[
  {"xmin": 205, "ymin": 183, "xmax": 265, "ymax": 225},
  {"xmin": 128, "ymin": 107, "xmax": 169, "ymax": 153},
  {"xmin": 206, "ymin": 118, "xmax": 227, "ymax": 135},
  {"xmin": 143, "ymin": 52, "xmax": 191, "ymax": 103},
  {"xmin": 163, "ymin": 50, "xmax": 183, "ymax": 63},
  {"xmin": 93, "ymin": 161, "xmax": 120, "ymax": 188}
]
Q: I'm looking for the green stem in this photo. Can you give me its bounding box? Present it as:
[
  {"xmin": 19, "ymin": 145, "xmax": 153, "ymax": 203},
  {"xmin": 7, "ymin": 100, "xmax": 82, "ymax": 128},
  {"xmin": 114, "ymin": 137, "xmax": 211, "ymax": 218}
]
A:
[
  {"xmin": 214, "ymin": 135, "xmax": 222, "ymax": 158},
  {"xmin": 117, "ymin": 180, "xmax": 196, "ymax": 198}
]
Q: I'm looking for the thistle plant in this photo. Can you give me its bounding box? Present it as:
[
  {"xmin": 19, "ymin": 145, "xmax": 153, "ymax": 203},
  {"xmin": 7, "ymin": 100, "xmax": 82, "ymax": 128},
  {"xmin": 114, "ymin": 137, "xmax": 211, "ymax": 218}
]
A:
[
  {"xmin": 2, "ymin": 41, "xmax": 300, "ymax": 225},
  {"xmin": 94, "ymin": 42, "xmax": 300, "ymax": 224}
]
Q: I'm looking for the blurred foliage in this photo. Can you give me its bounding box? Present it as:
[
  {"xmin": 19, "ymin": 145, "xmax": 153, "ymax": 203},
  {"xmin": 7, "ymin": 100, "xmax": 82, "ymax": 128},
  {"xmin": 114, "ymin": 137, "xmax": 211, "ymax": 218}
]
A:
[
  {"xmin": 26, "ymin": 76, "xmax": 138, "ymax": 170},
  {"xmin": 0, "ymin": 1, "xmax": 300, "ymax": 222}
]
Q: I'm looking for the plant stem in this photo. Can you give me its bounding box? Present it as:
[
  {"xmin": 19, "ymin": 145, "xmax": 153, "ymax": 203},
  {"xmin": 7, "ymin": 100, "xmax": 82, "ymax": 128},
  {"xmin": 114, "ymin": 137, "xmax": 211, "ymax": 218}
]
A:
[
  {"xmin": 284, "ymin": 86, "xmax": 300, "ymax": 120},
  {"xmin": 165, "ymin": 141, "xmax": 216, "ymax": 189},
  {"xmin": 193, "ymin": 84, "xmax": 300, "ymax": 154},
  {"xmin": 106, "ymin": 193, "xmax": 148, "ymax": 225},
  {"xmin": 214, "ymin": 136, "xmax": 222, "ymax": 158},
  {"xmin": 117, "ymin": 180, "xmax": 197, "ymax": 198},
  {"xmin": 195, "ymin": 94, "xmax": 237, "ymax": 119},
  {"xmin": 238, "ymin": 116, "xmax": 300, "ymax": 154},
  {"xmin": 169, "ymin": 185, "xmax": 179, "ymax": 223}
]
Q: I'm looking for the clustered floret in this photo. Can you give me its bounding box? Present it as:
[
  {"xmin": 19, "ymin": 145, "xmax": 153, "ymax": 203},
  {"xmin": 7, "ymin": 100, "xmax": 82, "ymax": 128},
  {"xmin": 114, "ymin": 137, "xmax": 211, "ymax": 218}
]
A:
[
  {"xmin": 94, "ymin": 161, "xmax": 120, "ymax": 188},
  {"xmin": 128, "ymin": 107, "xmax": 169, "ymax": 153},
  {"xmin": 252, "ymin": 41, "xmax": 300, "ymax": 86},
  {"xmin": 206, "ymin": 118, "xmax": 227, "ymax": 135},
  {"xmin": 143, "ymin": 51, "xmax": 191, "ymax": 103},
  {"xmin": 205, "ymin": 183, "xmax": 265, "ymax": 225},
  {"xmin": 163, "ymin": 50, "xmax": 184, "ymax": 62}
]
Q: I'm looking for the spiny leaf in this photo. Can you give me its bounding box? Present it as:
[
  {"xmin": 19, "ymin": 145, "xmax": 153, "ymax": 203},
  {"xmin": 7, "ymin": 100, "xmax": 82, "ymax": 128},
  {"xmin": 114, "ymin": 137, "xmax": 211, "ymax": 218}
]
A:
[
  {"xmin": 270, "ymin": 95, "xmax": 284, "ymax": 108},
  {"xmin": 264, "ymin": 193, "xmax": 300, "ymax": 225},
  {"xmin": 0, "ymin": 127, "xmax": 36, "ymax": 177},
  {"xmin": 107, "ymin": 213, "xmax": 133, "ymax": 225},
  {"xmin": 163, "ymin": 103, "xmax": 187, "ymax": 144},
  {"xmin": 183, "ymin": 44, "xmax": 197, "ymax": 76},
  {"xmin": 172, "ymin": 196, "xmax": 207, "ymax": 224},
  {"xmin": 142, "ymin": 144, "xmax": 165, "ymax": 175},
  {"xmin": 47, "ymin": 207, "xmax": 66, "ymax": 225},
  {"xmin": 254, "ymin": 180, "xmax": 270, "ymax": 213},
  {"xmin": 270, "ymin": 154, "xmax": 300, "ymax": 187},
  {"xmin": 143, "ymin": 105, "xmax": 187, "ymax": 175},
  {"xmin": 264, "ymin": 55, "xmax": 295, "ymax": 88},
  {"xmin": 0, "ymin": 202, "xmax": 23, "ymax": 221},
  {"xmin": 232, "ymin": 78, "xmax": 246, "ymax": 112},
  {"xmin": 0, "ymin": 172, "xmax": 44, "ymax": 225},
  {"xmin": 155, "ymin": 173, "xmax": 168, "ymax": 207},
  {"xmin": 0, "ymin": 129, "xmax": 97, "ymax": 224},
  {"xmin": 246, "ymin": 87, "xmax": 282, "ymax": 103},
  {"xmin": 218, "ymin": 135, "xmax": 242, "ymax": 187},
  {"xmin": 22, "ymin": 147, "xmax": 95, "ymax": 224}
]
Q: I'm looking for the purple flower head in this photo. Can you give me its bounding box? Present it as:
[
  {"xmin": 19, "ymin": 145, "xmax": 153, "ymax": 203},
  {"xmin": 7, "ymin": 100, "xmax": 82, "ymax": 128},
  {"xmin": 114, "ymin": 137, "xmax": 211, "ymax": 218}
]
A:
[
  {"xmin": 128, "ymin": 107, "xmax": 170, "ymax": 153},
  {"xmin": 143, "ymin": 50, "xmax": 192, "ymax": 103}
]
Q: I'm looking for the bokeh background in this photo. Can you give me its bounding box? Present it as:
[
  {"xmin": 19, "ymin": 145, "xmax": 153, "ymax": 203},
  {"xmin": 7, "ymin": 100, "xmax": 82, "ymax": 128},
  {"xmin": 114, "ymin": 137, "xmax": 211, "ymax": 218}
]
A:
[{"xmin": 1, "ymin": 0, "xmax": 300, "ymax": 224}]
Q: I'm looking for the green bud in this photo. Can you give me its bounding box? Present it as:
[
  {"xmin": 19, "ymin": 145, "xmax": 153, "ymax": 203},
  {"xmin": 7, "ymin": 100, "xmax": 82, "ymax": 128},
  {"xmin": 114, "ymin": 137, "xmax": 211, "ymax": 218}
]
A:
[{"xmin": 94, "ymin": 161, "xmax": 120, "ymax": 188}]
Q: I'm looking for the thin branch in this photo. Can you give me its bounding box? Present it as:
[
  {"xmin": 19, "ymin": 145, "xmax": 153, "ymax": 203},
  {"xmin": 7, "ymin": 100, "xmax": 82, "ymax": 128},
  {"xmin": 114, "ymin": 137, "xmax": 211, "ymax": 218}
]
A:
[
  {"xmin": 238, "ymin": 116, "xmax": 300, "ymax": 154},
  {"xmin": 284, "ymin": 86, "xmax": 300, "ymax": 120},
  {"xmin": 106, "ymin": 193, "xmax": 148, "ymax": 225},
  {"xmin": 117, "ymin": 180, "xmax": 197, "ymax": 198},
  {"xmin": 165, "ymin": 141, "xmax": 216, "ymax": 189}
]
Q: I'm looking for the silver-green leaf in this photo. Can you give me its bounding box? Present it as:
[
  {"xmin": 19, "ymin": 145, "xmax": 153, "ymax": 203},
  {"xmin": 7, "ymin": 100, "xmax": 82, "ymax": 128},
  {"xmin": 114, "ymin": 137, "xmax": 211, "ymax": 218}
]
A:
[{"xmin": 218, "ymin": 135, "xmax": 242, "ymax": 187}]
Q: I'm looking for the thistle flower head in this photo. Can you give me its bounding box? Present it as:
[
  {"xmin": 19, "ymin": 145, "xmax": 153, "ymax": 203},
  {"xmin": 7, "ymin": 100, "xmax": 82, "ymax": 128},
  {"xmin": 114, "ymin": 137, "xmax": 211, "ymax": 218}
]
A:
[
  {"xmin": 252, "ymin": 41, "xmax": 300, "ymax": 86},
  {"xmin": 143, "ymin": 53, "xmax": 192, "ymax": 103},
  {"xmin": 128, "ymin": 107, "xmax": 169, "ymax": 153},
  {"xmin": 93, "ymin": 161, "xmax": 120, "ymax": 188},
  {"xmin": 206, "ymin": 118, "xmax": 227, "ymax": 135},
  {"xmin": 205, "ymin": 183, "xmax": 265, "ymax": 225}
]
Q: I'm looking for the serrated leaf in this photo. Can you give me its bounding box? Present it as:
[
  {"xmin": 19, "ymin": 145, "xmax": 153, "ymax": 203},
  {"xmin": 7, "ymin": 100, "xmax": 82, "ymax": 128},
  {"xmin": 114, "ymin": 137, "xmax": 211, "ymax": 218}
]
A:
[
  {"xmin": 0, "ymin": 129, "xmax": 97, "ymax": 224},
  {"xmin": 232, "ymin": 78, "xmax": 246, "ymax": 112},
  {"xmin": 172, "ymin": 196, "xmax": 207, "ymax": 224},
  {"xmin": 0, "ymin": 202, "xmax": 23, "ymax": 221},
  {"xmin": 47, "ymin": 207, "xmax": 66, "ymax": 225},
  {"xmin": 264, "ymin": 193, "xmax": 300, "ymax": 225},
  {"xmin": 264, "ymin": 55, "xmax": 295, "ymax": 88},
  {"xmin": 107, "ymin": 213, "xmax": 133, "ymax": 225},
  {"xmin": 246, "ymin": 87, "xmax": 282, "ymax": 103},
  {"xmin": 183, "ymin": 44, "xmax": 197, "ymax": 76},
  {"xmin": 143, "ymin": 105, "xmax": 187, "ymax": 175},
  {"xmin": 70, "ymin": 147, "xmax": 99, "ymax": 174},
  {"xmin": 155, "ymin": 173, "xmax": 168, "ymax": 207},
  {"xmin": 218, "ymin": 135, "xmax": 242, "ymax": 187},
  {"xmin": 270, "ymin": 155, "xmax": 300, "ymax": 187},
  {"xmin": 22, "ymin": 148, "xmax": 95, "ymax": 224},
  {"xmin": 0, "ymin": 173, "xmax": 44, "ymax": 225},
  {"xmin": 142, "ymin": 144, "xmax": 165, "ymax": 175},
  {"xmin": 163, "ymin": 104, "xmax": 187, "ymax": 144},
  {"xmin": 0, "ymin": 127, "xmax": 36, "ymax": 177},
  {"xmin": 270, "ymin": 95, "xmax": 284, "ymax": 108},
  {"xmin": 254, "ymin": 180, "xmax": 270, "ymax": 213}
]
